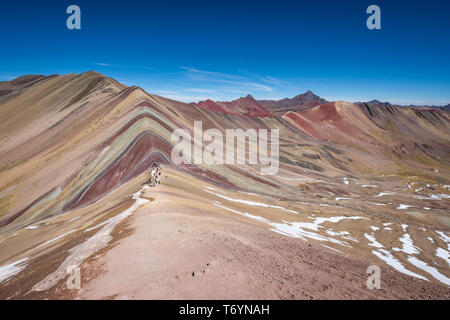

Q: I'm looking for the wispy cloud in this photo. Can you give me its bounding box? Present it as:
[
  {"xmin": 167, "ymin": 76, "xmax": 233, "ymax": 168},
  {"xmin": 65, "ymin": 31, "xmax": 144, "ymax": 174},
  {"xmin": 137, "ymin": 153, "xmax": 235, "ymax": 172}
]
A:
[
  {"xmin": 181, "ymin": 67, "xmax": 274, "ymax": 92},
  {"xmin": 323, "ymin": 96, "xmax": 377, "ymax": 103},
  {"xmin": 238, "ymin": 69, "xmax": 285, "ymax": 86},
  {"xmin": 94, "ymin": 62, "xmax": 113, "ymax": 67},
  {"xmin": 260, "ymin": 76, "xmax": 283, "ymax": 86},
  {"xmin": 208, "ymin": 79, "xmax": 273, "ymax": 92},
  {"xmin": 387, "ymin": 98, "xmax": 447, "ymax": 106},
  {"xmin": 184, "ymin": 88, "xmax": 217, "ymax": 93},
  {"xmin": 221, "ymin": 89, "xmax": 251, "ymax": 94},
  {"xmin": 0, "ymin": 74, "xmax": 17, "ymax": 80},
  {"xmin": 180, "ymin": 67, "xmax": 245, "ymax": 80},
  {"xmin": 132, "ymin": 67, "xmax": 287, "ymax": 103},
  {"xmin": 93, "ymin": 62, "xmax": 153, "ymax": 71},
  {"xmin": 322, "ymin": 96, "xmax": 449, "ymax": 106},
  {"xmin": 151, "ymin": 90, "xmax": 179, "ymax": 95}
]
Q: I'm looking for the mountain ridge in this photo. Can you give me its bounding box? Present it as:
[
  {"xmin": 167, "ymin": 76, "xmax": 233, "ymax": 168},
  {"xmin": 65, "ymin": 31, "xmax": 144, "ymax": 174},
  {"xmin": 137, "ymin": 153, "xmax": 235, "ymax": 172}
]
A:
[
  {"xmin": 258, "ymin": 90, "xmax": 329, "ymax": 114},
  {"xmin": 1, "ymin": 72, "xmax": 449, "ymax": 229},
  {"xmin": 1, "ymin": 72, "xmax": 450, "ymax": 298}
]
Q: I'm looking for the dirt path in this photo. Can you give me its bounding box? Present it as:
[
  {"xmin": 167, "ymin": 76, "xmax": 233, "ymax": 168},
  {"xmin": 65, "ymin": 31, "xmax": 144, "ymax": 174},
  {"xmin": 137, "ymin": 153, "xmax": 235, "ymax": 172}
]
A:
[
  {"xmin": 1, "ymin": 169, "xmax": 449, "ymax": 300},
  {"xmin": 76, "ymin": 186, "xmax": 450, "ymax": 300}
]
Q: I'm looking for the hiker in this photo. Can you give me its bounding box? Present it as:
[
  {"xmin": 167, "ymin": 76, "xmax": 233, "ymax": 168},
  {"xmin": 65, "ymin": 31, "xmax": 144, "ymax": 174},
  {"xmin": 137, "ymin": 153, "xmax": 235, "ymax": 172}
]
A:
[{"xmin": 148, "ymin": 162, "xmax": 162, "ymax": 187}]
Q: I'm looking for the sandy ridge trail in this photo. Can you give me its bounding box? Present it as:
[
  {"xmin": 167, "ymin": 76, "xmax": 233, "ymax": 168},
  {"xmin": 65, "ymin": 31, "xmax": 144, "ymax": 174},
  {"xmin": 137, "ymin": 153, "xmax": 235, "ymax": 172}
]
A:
[
  {"xmin": 78, "ymin": 169, "xmax": 450, "ymax": 299},
  {"xmin": 0, "ymin": 167, "xmax": 449, "ymax": 299}
]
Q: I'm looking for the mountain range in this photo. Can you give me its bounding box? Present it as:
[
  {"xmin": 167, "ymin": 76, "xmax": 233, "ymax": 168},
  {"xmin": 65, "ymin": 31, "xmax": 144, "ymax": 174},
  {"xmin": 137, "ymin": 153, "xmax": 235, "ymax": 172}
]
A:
[
  {"xmin": 194, "ymin": 90, "xmax": 329, "ymax": 117},
  {"xmin": 194, "ymin": 91, "xmax": 449, "ymax": 117},
  {"xmin": 0, "ymin": 72, "xmax": 449, "ymax": 299}
]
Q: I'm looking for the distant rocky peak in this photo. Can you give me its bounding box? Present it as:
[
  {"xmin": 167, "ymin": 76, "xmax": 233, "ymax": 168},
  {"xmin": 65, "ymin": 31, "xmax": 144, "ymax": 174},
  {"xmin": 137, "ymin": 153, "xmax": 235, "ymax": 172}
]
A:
[{"xmin": 365, "ymin": 100, "xmax": 392, "ymax": 106}]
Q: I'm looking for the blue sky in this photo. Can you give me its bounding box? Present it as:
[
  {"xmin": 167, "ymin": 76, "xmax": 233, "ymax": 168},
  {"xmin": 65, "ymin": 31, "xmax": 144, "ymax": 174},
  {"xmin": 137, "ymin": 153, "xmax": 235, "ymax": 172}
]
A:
[{"xmin": 0, "ymin": 0, "xmax": 449, "ymax": 105}]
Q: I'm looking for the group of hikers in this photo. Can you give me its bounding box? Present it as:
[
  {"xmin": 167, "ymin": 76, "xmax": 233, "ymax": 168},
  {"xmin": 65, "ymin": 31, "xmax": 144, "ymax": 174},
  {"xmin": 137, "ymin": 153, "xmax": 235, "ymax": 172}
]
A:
[{"xmin": 148, "ymin": 161, "xmax": 162, "ymax": 187}]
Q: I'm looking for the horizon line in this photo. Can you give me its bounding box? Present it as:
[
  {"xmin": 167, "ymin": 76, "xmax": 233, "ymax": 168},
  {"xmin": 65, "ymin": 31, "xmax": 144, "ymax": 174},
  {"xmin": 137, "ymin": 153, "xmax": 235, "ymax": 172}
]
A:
[{"xmin": 3, "ymin": 71, "xmax": 449, "ymax": 107}]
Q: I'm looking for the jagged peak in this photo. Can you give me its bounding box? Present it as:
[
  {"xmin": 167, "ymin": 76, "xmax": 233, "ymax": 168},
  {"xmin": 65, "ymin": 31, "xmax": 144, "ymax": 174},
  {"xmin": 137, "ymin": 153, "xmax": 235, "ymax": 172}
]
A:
[{"xmin": 293, "ymin": 90, "xmax": 320, "ymax": 99}]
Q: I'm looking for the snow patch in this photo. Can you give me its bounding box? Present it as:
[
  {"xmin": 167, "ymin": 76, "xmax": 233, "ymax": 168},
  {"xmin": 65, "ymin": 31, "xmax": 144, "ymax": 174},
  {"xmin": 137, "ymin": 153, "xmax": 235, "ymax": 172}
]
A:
[
  {"xmin": 205, "ymin": 189, "xmax": 298, "ymax": 214},
  {"xmin": 407, "ymin": 256, "xmax": 449, "ymax": 286},
  {"xmin": 436, "ymin": 248, "xmax": 449, "ymax": 267},
  {"xmin": 365, "ymin": 233, "xmax": 383, "ymax": 248},
  {"xmin": 0, "ymin": 257, "xmax": 29, "ymax": 283},
  {"xmin": 214, "ymin": 203, "xmax": 364, "ymax": 247},
  {"xmin": 371, "ymin": 249, "xmax": 428, "ymax": 281},
  {"xmin": 392, "ymin": 233, "xmax": 421, "ymax": 255}
]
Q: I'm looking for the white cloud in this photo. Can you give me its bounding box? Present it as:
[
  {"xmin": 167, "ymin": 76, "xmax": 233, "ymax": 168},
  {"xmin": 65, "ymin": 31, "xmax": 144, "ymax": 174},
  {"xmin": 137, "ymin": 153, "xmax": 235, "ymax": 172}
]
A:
[
  {"xmin": 181, "ymin": 66, "xmax": 274, "ymax": 92},
  {"xmin": 0, "ymin": 74, "xmax": 17, "ymax": 80},
  {"xmin": 260, "ymin": 76, "xmax": 283, "ymax": 86},
  {"xmin": 93, "ymin": 62, "xmax": 153, "ymax": 70},
  {"xmin": 184, "ymin": 88, "xmax": 217, "ymax": 93},
  {"xmin": 94, "ymin": 62, "xmax": 112, "ymax": 67},
  {"xmin": 152, "ymin": 90, "xmax": 179, "ymax": 95},
  {"xmin": 203, "ymin": 79, "xmax": 273, "ymax": 92},
  {"xmin": 180, "ymin": 67, "xmax": 245, "ymax": 80},
  {"xmin": 221, "ymin": 89, "xmax": 251, "ymax": 94}
]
